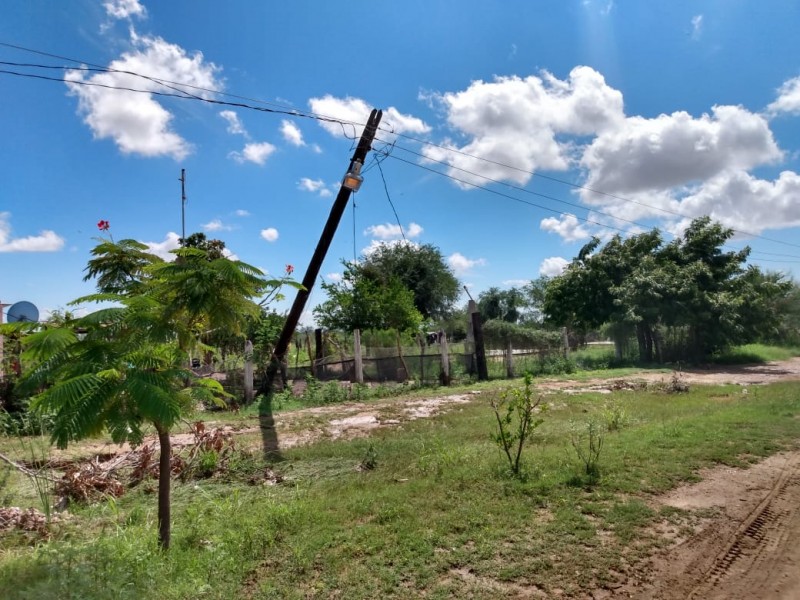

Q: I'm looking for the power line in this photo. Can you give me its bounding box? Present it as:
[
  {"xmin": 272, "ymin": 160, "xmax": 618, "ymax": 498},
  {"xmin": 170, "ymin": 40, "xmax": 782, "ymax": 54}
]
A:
[
  {"xmin": 5, "ymin": 41, "xmax": 800, "ymax": 256},
  {"xmin": 377, "ymin": 151, "xmax": 800, "ymax": 264},
  {"xmin": 384, "ymin": 131, "xmax": 800, "ymax": 250}
]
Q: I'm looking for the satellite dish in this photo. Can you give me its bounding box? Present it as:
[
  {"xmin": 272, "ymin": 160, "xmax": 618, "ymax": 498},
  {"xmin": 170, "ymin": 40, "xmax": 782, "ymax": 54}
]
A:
[{"xmin": 7, "ymin": 301, "xmax": 40, "ymax": 323}]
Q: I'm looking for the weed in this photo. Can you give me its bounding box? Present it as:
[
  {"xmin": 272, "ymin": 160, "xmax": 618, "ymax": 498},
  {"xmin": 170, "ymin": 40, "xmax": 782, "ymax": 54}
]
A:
[
  {"xmin": 490, "ymin": 373, "xmax": 545, "ymax": 477},
  {"xmin": 570, "ymin": 419, "xmax": 604, "ymax": 482},
  {"xmin": 359, "ymin": 443, "xmax": 378, "ymax": 471},
  {"xmin": 603, "ymin": 401, "xmax": 630, "ymax": 432}
]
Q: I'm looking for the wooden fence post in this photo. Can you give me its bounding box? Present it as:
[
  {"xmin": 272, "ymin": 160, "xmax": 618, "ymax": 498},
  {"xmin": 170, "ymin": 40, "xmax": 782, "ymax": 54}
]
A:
[
  {"xmin": 562, "ymin": 327, "xmax": 570, "ymax": 358},
  {"xmin": 418, "ymin": 334, "xmax": 426, "ymax": 384},
  {"xmin": 244, "ymin": 340, "xmax": 254, "ymax": 403},
  {"xmin": 314, "ymin": 328, "xmax": 323, "ymax": 378},
  {"xmin": 439, "ymin": 330, "xmax": 451, "ymax": 385},
  {"xmin": 471, "ymin": 312, "xmax": 489, "ymax": 381},
  {"xmin": 353, "ymin": 328, "xmax": 364, "ymax": 384},
  {"xmin": 505, "ymin": 340, "xmax": 514, "ymax": 379}
]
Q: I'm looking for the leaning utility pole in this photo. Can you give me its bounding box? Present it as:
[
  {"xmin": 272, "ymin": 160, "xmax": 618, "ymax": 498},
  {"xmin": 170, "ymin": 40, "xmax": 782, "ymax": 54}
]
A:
[
  {"xmin": 266, "ymin": 109, "xmax": 383, "ymax": 391},
  {"xmin": 179, "ymin": 168, "xmax": 187, "ymax": 243}
]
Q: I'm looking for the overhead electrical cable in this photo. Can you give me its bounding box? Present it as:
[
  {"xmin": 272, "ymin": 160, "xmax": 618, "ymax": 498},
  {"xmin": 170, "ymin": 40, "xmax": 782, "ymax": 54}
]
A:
[{"xmin": 383, "ymin": 130, "xmax": 800, "ymax": 250}]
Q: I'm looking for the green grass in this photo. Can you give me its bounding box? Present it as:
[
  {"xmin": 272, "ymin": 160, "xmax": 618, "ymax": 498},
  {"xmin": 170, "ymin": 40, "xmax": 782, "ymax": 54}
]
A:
[
  {"xmin": 712, "ymin": 343, "xmax": 800, "ymax": 364},
  {"xmin": 1, "ymin": 381, "xmax": 800, "ymax": 598}
]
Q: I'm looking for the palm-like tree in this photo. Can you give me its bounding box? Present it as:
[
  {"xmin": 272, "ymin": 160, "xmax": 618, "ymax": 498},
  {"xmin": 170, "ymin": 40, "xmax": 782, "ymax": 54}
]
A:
[{"xmin": 17, "ymin": 236, "xmax": 278, "ymax": 549}]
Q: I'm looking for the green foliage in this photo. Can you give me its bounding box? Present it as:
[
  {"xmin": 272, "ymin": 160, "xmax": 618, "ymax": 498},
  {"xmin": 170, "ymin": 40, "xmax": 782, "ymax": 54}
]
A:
[
  {"xmin": 481, "ymin": 320, "xmax": 563, "ymax": 349},
  {"xmin": 358, "ymin": 242, "xmax": 460, "ymax": 320},
  {"xmin": 570, "ymin": 419, "xmax": 604, "ymax": 482},
  {"xmin": 315, "ymin": 261, "xmax": 423, "ymax": 335},
  {"xmin": 489, "ymin": 373, "xmax": 545, "ymax": 476},
  {"xmin": 477, "ymin": 286, "xmax": 527, "ymax": 323},
  {"xmin": 544, "ymin": 217, "xmax": 796, "ymax": 363}
]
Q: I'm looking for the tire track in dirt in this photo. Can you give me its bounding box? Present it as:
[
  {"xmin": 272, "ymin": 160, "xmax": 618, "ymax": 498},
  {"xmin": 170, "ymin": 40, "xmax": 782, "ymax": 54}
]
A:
[{"xmin": 688, "ymin": 453, "xmax": 800, "ymax": 599}]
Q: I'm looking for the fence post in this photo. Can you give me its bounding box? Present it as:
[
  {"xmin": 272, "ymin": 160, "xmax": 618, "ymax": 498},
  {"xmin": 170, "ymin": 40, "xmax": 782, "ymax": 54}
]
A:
[
  {"xmin": 439, "ymin": 330, "xmax": 451, "ymax": 385},
  {"xmin": 471, "ymin": 312, "xmax": 489, "ymax": 381},
  {"xmin": 418, "ymin": 333, "xmax": 426, "ymax": 384},
  {"xmin": 353, "ymin": 328, "xmax": 364, "ymax": 384},
  {"xmin": 562, "ymin": 327, "xmax": 570, "ymax": 358},
  {"xmin": 465, "ymin": 299, "xmax": 478, "ymax": 374},
  {"xmin": 244, "ymin": 340, "xmax": 254, "ymax": 403},
  {"xmin": 314, "ymin": 328, "xmax": 323, "ymax": 378},
  {"xmin": 505, "ymin": 339, "xmax": 514, "ymax": 379}
]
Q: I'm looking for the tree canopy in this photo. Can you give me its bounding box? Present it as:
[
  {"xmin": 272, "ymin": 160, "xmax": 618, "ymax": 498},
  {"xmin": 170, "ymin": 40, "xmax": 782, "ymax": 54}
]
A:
[
  {"xmin": 358, "ymin": 243, "xmax": 460, "ymax": 320},
  {"xmin": 543, "ymin": 217, "xmax": 792, "ymax": 362}
]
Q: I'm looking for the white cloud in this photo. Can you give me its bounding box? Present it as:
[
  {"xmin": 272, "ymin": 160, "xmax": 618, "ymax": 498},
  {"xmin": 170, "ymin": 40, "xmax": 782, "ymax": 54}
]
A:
[
  {"xmin": 447, "ymin": 252, "xmax": 486, "ymax": 275},
  {"xmin": 220, "ymin": 110, "xmax": 247, "ymax": 136},
  {"xmin": 229, "ymin": 141, "xmax": 277, "ymax": 165},
  {"xmin": 326, "ymin": 272, "xmax": 343, "ymax": 282},
  {"xmin": 672, "ymin": 169, "xmax": 800, "ymax": 234},
  {"xmin": 364, "ymin": 222, "xmax": 423, "ymax": 240},
  {"xmin": 308, "ymin": 95, "xmax": 430, "ymax": 139},
  {"xmin": 580, "ymin": 105, "xmax": 782, "ymax": 198},
  {"xmin": 260, "ymin": 227, "xmax": 279, "ymax": 242},
  {"xmin": 362, "ymin": 239, "xmax": 418, "ymax": 256},
  {"xmin": 298, "ymin": 177, "xmax": 333, "ymax": 197},
  {"xmin": 424, "ymin": 66, "xmax": 624, "ymax": 188},
  {"xmin": 540, "ymin": 214, "xmax": 592, "ymax": 242},
  {"xmin": 104, "ymin": 0, "xmax": 146, "ymax": 20},
  {"xmin": 235, "ymin": 209, "xmax": 250, "ymax": 217},
  {"xmin": 539, "ymin": 257, "xmax": 569, "ymax": 277},
  {"xmin": 142, "ymin": 231, "xmax": 181, "ymax": 260},
  {"xmin": 502, "ymin": 279, "xmax": 530, "ymax": 287},
  {"xmin": 280, "ymin": 120, "xmax": 305, "ymax": 146},
  {"xmin": 691, "ymin": 15, "xmax": 703, "ymax": 40},
  {"xmin": 65, "ymin": 32, "xmax": 221, "ymax": 160},
  {"xmin": 202, "ymin": 218, "xmax": 232, "ymax": 232},
  {"xmin": 767, "ymin": 76, "xmax": 800, "ymax": 116},
  {"xmin": 0, "ymin": 212, "xmax": 64, "ymax": 253}
]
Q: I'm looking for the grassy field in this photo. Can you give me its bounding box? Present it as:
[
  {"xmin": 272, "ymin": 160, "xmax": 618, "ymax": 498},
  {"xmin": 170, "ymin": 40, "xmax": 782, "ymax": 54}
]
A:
[{"xmin": 1, "ymin": 374, "xmax": 799, "ymax": 598}]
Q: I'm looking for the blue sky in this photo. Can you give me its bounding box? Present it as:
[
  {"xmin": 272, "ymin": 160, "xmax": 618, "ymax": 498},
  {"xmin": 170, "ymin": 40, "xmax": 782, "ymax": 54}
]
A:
[{"xmin": 2, "ymin": 0, "xmax": 800, "ymax": 324}]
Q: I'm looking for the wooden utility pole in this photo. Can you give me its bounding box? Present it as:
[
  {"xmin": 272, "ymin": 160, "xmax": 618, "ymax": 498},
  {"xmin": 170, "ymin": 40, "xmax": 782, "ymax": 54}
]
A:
[
  {"xmin": 179, "ymin": 169, "xmax": 187, "ymax": 242},
  {"xmin": 266, "ymin": 109, "xmax": 383, "ymax": 391}
]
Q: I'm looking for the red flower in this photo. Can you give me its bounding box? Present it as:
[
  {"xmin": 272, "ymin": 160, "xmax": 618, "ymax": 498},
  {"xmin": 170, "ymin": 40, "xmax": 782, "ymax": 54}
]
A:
[
  {"xmin": 285, "ymin": 264, "xmax": 294, "ymax": 275},
  {"xmin": 97, "ymin": 219, "xmax": 110, "ymax": 231}
]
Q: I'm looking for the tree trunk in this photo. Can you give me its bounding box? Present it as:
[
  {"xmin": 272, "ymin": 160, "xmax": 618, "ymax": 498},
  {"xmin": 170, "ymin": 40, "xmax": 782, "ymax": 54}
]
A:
[
  {"xmin": 156, "ymin": 424, "xmax": 171, "ymax": 550},
  {"xmin": 636, "ymin": 324, "xmax": 647, "ymax": 363}
]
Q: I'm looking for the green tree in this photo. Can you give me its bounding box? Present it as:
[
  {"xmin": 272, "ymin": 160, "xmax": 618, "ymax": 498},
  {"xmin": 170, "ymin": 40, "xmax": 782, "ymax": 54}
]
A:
[
  {"xmin": 477, "ymin": 287, "xmax": 526, "ymax": 323},
  {"xmin": 13, "ymin": 236, "xmax": 282, "ymax": 550},
  {"xmin": 359, "ymin": 243, "xmax": 460, "ymax": 320}
]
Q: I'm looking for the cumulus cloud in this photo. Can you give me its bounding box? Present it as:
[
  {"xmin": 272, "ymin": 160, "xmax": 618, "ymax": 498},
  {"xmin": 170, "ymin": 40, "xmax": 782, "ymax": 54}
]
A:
[
  {"xmin": 308, "ymin": 95, "xmax": 430, "ymax": 139},
  {"xmin": 364, "ymin": 222, "xmax": 423, "ymax": 240},
  {"xmin": 280, "ymin": 120, "xmax": 305, "ymax": 146},
  {"xmin": 0, "ymin": 212, "xmax": 64, "ymax": 252},
  {"xmin": 142, "ymin": 231, "xmax": 181, "ymax": 260},
  {"xmin": 580, "ymin": 105, "xmax": 782, "ymax": 199},
  {"xmin": 767, "ymin": 76, "xmax": 800, "ymax": 116},
  {"xmin": 424, "ymin": 66, "xmax": 624, "ymax": 187},
  {"xmin": 297, "ymin": 177, "xmax": 332, "ymax": 197},
  {"xmin": 672, "ymin": 169, "xmax": 800, "ymax": 234},
  {"xmin": 229, "ymin": 141, "xmax": 276, "ymax": 165},
  {"xmin": 326, "ymin": 272, "xmax": 343, "ymax": 282},
  {"xmin": 65, "ymin": 32, "xmax": 221, "ymax": 160},
  {"xmin": 447, "ymin": 252, "xmax": 486, "ymax": 275},
  {"xmin": 362, "ymin": 239, "xmax": 418, "ymax": 256},
  {"xmin": 502, "ymin": 279, "xmax": 530, "ymax": 287},
  {"xmin": 104, "ymin": 0, "xmax": 146, "ymax": 20},
  {"xmin": 202, "ymin": 218, "xmax": 232, "ymax": 232},
  {"xmin": 539, "ymin": 257, "xmax": 569, "ymax": 277},
  {"xmin": 540, "ymin": 214, "xmax": 592, "ymax": 242},
  {"xmin": 220, "ymin": 110, "xmax": 247, "ymax": 136},
  {"xmin": 260, "ymin": 227, "xmax": 279, "ymax": 242},
  {"xmin": 235, "ymin": 209, "xmax": 250, "ymax": 217}
]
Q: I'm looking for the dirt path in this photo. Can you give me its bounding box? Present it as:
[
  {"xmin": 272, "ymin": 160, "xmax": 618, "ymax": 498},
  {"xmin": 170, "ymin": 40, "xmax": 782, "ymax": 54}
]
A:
[{"xmin": 603, "ymin": 449, "xmax": 800, "ymax": 600}]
